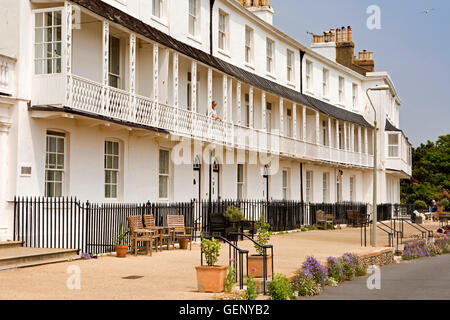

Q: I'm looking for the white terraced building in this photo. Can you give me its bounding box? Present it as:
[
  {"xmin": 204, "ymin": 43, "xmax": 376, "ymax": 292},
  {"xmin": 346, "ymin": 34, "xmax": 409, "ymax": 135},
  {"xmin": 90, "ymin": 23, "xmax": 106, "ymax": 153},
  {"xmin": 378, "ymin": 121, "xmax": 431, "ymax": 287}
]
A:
[{"xmin": 0, "ymin": 0, "xmax": 412, "ymax": 240}]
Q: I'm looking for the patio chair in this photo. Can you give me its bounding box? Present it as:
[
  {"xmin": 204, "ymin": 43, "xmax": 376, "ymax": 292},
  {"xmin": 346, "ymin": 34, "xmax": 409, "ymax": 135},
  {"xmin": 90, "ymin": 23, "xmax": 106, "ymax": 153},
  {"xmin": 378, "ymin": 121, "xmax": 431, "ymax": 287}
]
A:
[
  {"xmin": 127, "ymin": 216, "xmax": 158, "ymax": 256},
  {"xmin": 143, "ymin": 214, "xmax": 173, "ymax": 251},
  {"xmin": 316, "ymin": 210, "xmax": 334, "ymax": 230},
  {"xmin": 167, "ymin": 215, "xmax": 193, "ymax": 250}
]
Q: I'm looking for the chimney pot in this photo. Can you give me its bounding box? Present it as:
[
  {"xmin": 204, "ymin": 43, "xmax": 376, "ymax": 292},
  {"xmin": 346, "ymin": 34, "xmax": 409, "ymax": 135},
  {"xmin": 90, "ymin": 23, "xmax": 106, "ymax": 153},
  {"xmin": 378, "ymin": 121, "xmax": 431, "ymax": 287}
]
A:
[
  {"xmin": 341, "ymin": 27, "xmax": 346, "ymax": 42},
  {"xmin": 359, "ymin": 51, "xmax": 363, "ymax": 60},
  {"xmin": 336, "ymin": 28, "xmax": 341, "ymax": 43},
  {"xmin": 347, "ymin": 26, "xmax": 352, "ymax": 42},
  {"xmin": 368, "ymin": 51, "xmax": 373, "ymax": 60},
  {"xmin": 330, "ymin": 29, "xmax": 335, "ymax": 42},
  {"xmin": 319, "ymin": 35, "xmax": 324, "ymax": 43},
  {"xmin": 363, "ymin": 50, "xmax": 367, "ymax": 60}
]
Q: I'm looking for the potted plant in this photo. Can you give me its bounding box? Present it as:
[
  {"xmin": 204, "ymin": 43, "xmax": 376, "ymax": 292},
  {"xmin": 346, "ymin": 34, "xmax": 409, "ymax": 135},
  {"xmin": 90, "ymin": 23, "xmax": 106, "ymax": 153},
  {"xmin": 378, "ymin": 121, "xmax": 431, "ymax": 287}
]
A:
[
  {"xmin": 248, "ymin": 215, "xmax": 272, "ymax": 278},
  {"xmin": 223, "ymin": 206, "xmax": 246, "ymax": 241},
  {"xmin": 195, "ymin": 237, "xmax": 228, "ymax": 293},
  {"xmin": 114, "ymin": 223, "xmax": 128, "ymax": 258}
]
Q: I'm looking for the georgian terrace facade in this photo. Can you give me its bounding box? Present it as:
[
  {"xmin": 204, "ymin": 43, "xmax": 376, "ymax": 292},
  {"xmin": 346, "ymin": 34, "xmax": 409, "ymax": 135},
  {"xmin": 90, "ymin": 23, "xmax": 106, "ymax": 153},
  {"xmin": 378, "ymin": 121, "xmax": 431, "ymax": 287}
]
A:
[{"xmin": 0, "ymin": 0, "xmax": 412, "ymax": 240}]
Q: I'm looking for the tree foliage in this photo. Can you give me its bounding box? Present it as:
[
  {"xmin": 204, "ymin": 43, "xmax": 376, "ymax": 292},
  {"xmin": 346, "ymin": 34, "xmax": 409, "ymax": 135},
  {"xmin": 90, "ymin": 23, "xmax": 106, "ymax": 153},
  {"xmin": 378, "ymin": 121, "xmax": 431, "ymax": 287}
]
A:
[{"xmin": 401, "ymin": 135, "xmax": 450, "ymax": 205}]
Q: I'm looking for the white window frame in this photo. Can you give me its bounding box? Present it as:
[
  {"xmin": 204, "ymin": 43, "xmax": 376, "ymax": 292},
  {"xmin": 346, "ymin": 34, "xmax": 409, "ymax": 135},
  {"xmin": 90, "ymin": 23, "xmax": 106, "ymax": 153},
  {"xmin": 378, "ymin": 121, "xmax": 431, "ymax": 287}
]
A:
[
  {"xmin": 286, "ymin": 109, "xmax": 292, "ymax": 137},
  {"xmin": 352, "ymin": 83, "xmax": 358, "ymax": 109},
  {"xmin": 338, "ymin": 76, "xmax": 345, "ymax": 104},
  {"xmin": 109, "ymin": 35, "xmax": 121, "ymax": 89},
  {"xmin": 45, "ymin": 131, "xmax": 66, "ymax": 198},
  {"xmin": 388, "ymin": 133, "xmax": 400, "ymax": 158},
  {"xmin": 188, "ymin": 0, "xmax": 199, "ymax": 37},
  {"xmin": 305, "ymin": 60, "xmax": 313, "ymax": 91},
  {"xmin": 282, "ymin": 169, "xmax": 290, "ymax": 200},
  {"xmin": 322, "ymin": 120, "xmax": 328, "ymax": 146},
  {"xmin": 159, "ymin": 149, "xmax": 170, "ymax": 200},
  {"xmin": 306, "ymin": 171, "xmax": 313, "ymax": 203},
  {"xmin": 245, "ymin": 26, "xmax": 254, "ymax": 65},
  {"xmin": 218, "ymin": 11, "xmax": 229, "ymax": 52},
  {"xmin": 104, "ymin": 140, "xmax": 120, "ymax": 199},
  {"xmin": 349, "ymin": 176, "xmax": 356, "ymax": 202},
  {"xmin": 287, "ymin": 50, "xmax": 295, "ymax": 83},
  {"xmin": 266, "ymin": 38, "xmax": 275, "ymax": 75},
  {"xmin": 322, "ymin": 172, "xmax": 330, "ymax": 203},
  {"xmin": 244, "ymin": 93, "xmax": 250, "ymax": 127},
  {"xmin": 237, "ymin": 164, "xmax": 245, "ymax": 200},
  {"xmin": 266, "ymin": 102, "xmax": 272, "ymax": 133},
  {"xmin": 33, "ymin": 8, "xmax": 63, "ymax": 75},
  {"xmin": 152, "ymin": 0, "xmax": 164, "ymax": 19},
  {"xmin": 322, "ymin": 68, "xmax": 329, "ymax": 98}
]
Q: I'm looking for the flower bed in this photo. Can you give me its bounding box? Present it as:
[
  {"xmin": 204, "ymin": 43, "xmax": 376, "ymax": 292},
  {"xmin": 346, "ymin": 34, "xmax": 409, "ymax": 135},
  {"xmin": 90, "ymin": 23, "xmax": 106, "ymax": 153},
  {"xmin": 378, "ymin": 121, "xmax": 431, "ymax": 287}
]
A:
[{"xmin": 402, "ymin": 236, "xmax": 449, "ymax": 260}]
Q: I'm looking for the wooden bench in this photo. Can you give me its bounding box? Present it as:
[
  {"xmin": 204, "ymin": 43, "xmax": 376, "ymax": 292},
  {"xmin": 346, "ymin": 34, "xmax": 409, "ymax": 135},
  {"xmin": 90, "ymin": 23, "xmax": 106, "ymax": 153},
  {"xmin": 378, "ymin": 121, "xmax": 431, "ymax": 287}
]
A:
[{"xmin": 316, "ymin": 210, "xmax": 334, "ymax": 230}]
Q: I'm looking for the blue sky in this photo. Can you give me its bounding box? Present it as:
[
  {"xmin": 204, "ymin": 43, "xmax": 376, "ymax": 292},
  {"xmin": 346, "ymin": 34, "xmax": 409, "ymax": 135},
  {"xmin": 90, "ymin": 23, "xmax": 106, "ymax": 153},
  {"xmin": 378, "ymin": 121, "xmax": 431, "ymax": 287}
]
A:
[{"xmin": 271, "ymin": 0, "xmax": 450, "ymax": 147}]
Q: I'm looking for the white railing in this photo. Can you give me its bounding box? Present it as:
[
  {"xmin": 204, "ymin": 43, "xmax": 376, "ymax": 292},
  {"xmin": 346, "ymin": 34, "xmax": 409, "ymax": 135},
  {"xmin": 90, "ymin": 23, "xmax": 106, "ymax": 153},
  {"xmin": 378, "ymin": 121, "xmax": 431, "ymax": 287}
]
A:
[
  {"xmin": 0, "ymin": 54, "xmax": 16, "ymax": 96},
  {"xmin": 69, "ymin": 75, "xmax": 373, "ymax": 168}
]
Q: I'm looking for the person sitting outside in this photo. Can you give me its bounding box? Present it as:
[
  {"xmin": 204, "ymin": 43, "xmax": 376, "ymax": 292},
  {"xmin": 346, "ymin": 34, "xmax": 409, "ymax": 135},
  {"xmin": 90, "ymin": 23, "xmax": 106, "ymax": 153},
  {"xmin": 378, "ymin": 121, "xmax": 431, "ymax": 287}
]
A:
[{"xmin": 211, "ymin": 101, "xmax": 222, "ymax": 121}]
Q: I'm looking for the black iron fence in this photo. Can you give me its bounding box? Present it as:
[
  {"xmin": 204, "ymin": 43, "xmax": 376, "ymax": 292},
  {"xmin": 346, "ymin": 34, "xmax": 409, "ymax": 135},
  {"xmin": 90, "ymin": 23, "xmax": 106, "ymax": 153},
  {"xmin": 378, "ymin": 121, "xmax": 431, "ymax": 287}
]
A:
[{"xmin": 14, "ymin": 197, "xmax": 195, "ymax": 255}]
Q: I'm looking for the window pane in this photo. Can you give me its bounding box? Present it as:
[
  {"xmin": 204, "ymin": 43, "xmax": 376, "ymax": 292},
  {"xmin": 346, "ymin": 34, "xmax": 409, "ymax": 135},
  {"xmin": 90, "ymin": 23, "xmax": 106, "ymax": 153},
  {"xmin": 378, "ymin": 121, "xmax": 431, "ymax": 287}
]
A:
[
  {"xmin": 54, "ymin": 11, "xmax": 61, "ymax": 26},
  {"xmin": 159, "ymin": 150, "xmax": 169, "ymax": 174},
  {"xmin": 159, "ymin": 176, "xmax": 168, "ymax": 198},
  {"xmin": 44, "ymin": 12, "xmax": 53, "ymax": 27},
  {"xmin": 35, "ymin": 13, "xmax": 43, "ymax": 28}
]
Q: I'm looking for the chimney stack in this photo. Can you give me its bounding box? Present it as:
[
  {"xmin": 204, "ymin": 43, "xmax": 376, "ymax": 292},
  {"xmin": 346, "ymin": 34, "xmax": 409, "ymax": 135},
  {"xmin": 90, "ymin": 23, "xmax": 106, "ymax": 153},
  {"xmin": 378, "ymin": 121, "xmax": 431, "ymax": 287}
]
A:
[
  {"xmin": 238, "ymin": 0, "xmax": 274, "ymax": 25},
  {"xmin": 310, "ymin": 26, "xmax": 375, "ymax": 75}
]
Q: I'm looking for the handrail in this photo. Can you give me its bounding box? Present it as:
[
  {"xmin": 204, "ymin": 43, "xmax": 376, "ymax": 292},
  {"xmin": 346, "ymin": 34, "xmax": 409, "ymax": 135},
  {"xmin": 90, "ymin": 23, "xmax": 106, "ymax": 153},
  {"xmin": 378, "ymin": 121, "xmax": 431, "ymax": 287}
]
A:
[
  {"xmin": 229, "ymin": 232, "xmax": 274, "ymax": 294},
  {"xmin": 200, "ymin": 234, "xmax": 249, "ymax": 290},
  {"xmin": 376, "ymin": 223, "xmax": 394, "ymax": 247},
  {"xmin": 401, "ymin": 219, "xmax": 430, "ymax": 240},
  {"xmin": 379, "ymin": 220, "xmax": 403, "ymax": 253}
]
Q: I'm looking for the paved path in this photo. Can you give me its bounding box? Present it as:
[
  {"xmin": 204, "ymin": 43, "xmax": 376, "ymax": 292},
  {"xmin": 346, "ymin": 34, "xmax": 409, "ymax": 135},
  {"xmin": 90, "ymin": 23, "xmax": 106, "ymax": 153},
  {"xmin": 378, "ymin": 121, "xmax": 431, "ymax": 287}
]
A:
[{"xmin": 306, "ymin": 255, "xmax": 450, "ymax": 300}]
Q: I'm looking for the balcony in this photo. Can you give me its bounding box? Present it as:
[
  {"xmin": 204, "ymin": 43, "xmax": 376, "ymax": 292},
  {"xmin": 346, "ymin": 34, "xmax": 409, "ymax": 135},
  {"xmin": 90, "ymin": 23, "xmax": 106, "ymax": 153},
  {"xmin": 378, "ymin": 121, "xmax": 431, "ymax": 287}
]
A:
[
  {"xmin": 32, "ymin": 73, "xmax": 373, "ymax": 168},
  {"xmin": 0, "ymin": 54, "xmax": 16, "ymax": 96}
]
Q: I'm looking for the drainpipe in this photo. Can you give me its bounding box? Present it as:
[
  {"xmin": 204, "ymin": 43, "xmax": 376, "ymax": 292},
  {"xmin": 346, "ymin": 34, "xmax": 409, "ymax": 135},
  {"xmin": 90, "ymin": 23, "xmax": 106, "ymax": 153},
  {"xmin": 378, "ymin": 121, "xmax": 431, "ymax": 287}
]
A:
[
  {"xmin": 300, "ymin": 163, "xmax": 304, "ymax": 203},
  {"xmin": 210, "ymin": 0, "xmax": 216, "ymax": 56}
]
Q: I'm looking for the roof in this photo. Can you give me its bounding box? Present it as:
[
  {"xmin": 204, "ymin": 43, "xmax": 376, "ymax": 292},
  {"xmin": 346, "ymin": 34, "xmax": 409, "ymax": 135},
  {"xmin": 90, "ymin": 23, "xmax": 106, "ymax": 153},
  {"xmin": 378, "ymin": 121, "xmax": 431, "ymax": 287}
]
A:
[
  {"xmin": 385, "ymin": 119, "xmax": 402, "ymax": 132},
  {"xmin": 71, "ymin": 0, "xmax": 373, "ymax": 128}
]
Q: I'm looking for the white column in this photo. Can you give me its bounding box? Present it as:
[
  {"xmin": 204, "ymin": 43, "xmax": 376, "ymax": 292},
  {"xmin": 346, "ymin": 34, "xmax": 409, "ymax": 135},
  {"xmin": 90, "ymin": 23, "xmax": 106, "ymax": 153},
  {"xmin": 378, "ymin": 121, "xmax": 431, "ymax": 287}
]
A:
[
  {"xmin": 64, "ymin": 1, "xmax": 73, "ymax": 107},
  {"xmin": 293, "ymin": 104, "xmax": 297, "ymax": 140},
  {"xmin": 364, "ymin": 127, "xmax": 369, "ymax": 154},
  {"xmin": 328, "ymin": 117, "xmax": 332, "ymax": 147},
  {"xmin": 102, "ymin": 21, "xmax": 110, "ymax": 115},
  {"xmin": 335, "ymin": 119, "xmax": 339, "ymax": 149},
  {"xmin": 343, "ymin": 122, "xmax": 348, "ymax": 150},
  {"xmin": 237, "ymin": 81, "xmax": 242, "ymax": 125},
  {"xmin": 191, "ymin": 61, "xmax": 197, "ymax": 113},
  {"xmin": 351, "ymin": 124, "xmax": 355, "ymax": 152},
  {"xmin": 173, "ymin": 53, "xmax": 179, "ymax": 108},
  {"xmin": 358, "ymin": 126, "xmax": 362, "ymax": 153},
  {"xmin": 302, "ymin": 105, "xmax": 306, "ymax": 141},
  {"xmin": 0, "ymin": 121, "xmax": 11, "ymax": 240},
  {"xmin": 153, "ymin": 43, "xmax": 159, "ymax": 102},
  {"xmin": 249, "ymin": 87, "xmax": 254, "ymax": 128},
  {"xmin": 207, "ymin": 68, "xmax": 213, "ymax": 138},
  {"xmin": 315, "ymin": 111, "xmax": 320, "ymax": 145},
  {"xmin": 173, "ymin": 52, "xmax": 179, "ymax": 131},
  {"xmin": 129, "ymin": 33, "xmax": 136, "ymax": 122},
  {"xmin": 223, "ymin": 75, "xmax": 228, "ymax": 122},
  {"xmin": 262, "ymin": 91, "xmax": 266, "ymax": 130},
  {"xmin": 279, "ymin": 98, "xmax": 284, "ymax": 135}
]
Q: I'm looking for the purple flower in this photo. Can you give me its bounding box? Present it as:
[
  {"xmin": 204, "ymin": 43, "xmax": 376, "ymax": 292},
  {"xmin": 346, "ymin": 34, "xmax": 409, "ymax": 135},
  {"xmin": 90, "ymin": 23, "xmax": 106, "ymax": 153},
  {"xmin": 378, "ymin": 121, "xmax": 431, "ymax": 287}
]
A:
[
  {"xmin": 302, "ymin": 256, "xmax": 327, "ymax": 287},
  {"xmin": 252, "ymin": 267, "xmax": 257, "ymax": 273},
  {"xmin": 229, "ymin": 258, "xmax": 235, "ymax": 263}
]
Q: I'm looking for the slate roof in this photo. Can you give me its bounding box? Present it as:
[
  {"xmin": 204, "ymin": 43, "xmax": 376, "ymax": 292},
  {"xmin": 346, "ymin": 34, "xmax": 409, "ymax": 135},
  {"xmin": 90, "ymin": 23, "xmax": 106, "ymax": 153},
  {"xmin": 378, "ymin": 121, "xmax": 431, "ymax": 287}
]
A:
[{"xmin": 71, "ymin": 0, "xmax": 373, "ymax": 128}]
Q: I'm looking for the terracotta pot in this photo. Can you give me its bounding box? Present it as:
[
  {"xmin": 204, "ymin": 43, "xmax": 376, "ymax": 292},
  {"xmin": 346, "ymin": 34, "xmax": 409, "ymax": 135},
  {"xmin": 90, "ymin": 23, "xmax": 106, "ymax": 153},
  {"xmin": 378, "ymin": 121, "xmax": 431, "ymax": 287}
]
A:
[
  {"xmin": 178, "ymin": 238, "xmax": 190, "ymax": 250},
  {"xmin": 248, "ymin": 255, "xmax": 272, "ymax": 278},
  {"xmin": 195, "ymin": 265, "xmax": 228, "ymax": 293},
  {"xmin": 116, "ymin": 245, "xmax": 128, "ymax": 258}
]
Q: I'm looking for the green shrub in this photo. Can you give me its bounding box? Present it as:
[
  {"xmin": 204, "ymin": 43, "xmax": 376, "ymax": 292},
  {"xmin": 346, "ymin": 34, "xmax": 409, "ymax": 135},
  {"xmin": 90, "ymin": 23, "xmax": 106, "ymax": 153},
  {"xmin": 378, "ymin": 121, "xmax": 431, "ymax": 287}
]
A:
[
  {"xmin": 201, "ymin": 237, "xmax": 221, "ymax": 266},
  {"xmin": 414, "ymin": 200, "xmax": 427, "ymax": 211},
  {"xmin": 224, "ymin": 206, "xmax": 246, "ymax": 222},
  {"xmin": 245, "ymin": 275, "xmax": 258, "ymax": 300},
  {"xmin": 301, "ymin": 227, "xmax": 307, "ymax": 232},
  {"xmin": 268, "ymin": 274, "xmax": 294, "ymax": 300},
  {"xmin": 292, "ymin": 272, "xmax": 322, "ymax": 297},
  {"xmin": 255, "ymin": 216, "xmax": 272, "ymax": 256},
  {"xmin": 225, "ymin": 266, "xmax": 236, "ymax": 293},
  {"xmin": 308, "ymin": 226, "xmax": 317, "ymax": 231},
  {"xmin": 439, "ymin": 199, "xmax": 450, "ymax": 211}
]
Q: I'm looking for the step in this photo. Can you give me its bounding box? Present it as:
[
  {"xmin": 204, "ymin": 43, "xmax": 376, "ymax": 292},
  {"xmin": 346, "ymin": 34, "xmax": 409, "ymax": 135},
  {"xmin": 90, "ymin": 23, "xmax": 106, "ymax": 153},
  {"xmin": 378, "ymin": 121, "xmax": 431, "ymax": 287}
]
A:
[
  {"xmin": 0, "ymin": 247, "xmax": 80, "ymax": 269},
  {"xmin": 0, "ymin": 256, "xmax": 81, "ymax": 271},
  {"xmin": 0, "ymin": 241, "xmax": 23, "ymax": 249}
]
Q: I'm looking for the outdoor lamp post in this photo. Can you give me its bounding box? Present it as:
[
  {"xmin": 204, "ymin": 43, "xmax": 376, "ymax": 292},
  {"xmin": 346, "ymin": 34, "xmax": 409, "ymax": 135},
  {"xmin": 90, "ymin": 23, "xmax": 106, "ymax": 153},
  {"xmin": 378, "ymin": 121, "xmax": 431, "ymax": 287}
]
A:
[{"xmin": 366, "ymin": 85, "xmax": 390, "ymax": 247}]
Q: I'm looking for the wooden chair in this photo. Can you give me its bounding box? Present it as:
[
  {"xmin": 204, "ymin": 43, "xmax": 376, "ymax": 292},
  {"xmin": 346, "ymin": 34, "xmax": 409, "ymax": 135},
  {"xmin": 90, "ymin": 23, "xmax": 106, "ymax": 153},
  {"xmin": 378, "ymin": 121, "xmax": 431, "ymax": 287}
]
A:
[
  {"xmin": 167, "ymin": 215, "xmax": 193, "ymax": 250},
  {"xmin": 316, "ymin": 210, "xmax": 334, "ymax": 230},
  {"xmin": 127, "ymin": 216, "xmax": 157, "ymax": 256},
  {"xmin": 143, "ymin": 214, "xmax": 173, "ymax": 251}
]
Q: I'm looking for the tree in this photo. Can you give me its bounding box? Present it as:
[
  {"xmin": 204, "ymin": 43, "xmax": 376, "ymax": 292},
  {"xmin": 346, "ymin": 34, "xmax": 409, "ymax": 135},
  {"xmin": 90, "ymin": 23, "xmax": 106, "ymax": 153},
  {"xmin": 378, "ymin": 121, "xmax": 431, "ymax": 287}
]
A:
[{"xmin": 401, "ymin": 134, "xmax": 450, "ymax": 205}]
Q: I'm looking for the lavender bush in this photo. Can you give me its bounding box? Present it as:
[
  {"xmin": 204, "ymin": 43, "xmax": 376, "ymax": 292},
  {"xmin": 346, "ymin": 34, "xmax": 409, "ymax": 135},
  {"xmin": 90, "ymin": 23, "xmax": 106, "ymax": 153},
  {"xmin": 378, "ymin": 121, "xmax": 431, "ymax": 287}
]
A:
[
  {"xmin": 292, "ymin": 271, "xmax": 322, "ymax": 297},
  {"xmin": 402, "ymin": 236, "xmax": 449, "ymax": 261},
  {"xmin": 302, "ymin": 256, "xmax": 327, "ymax": 287},
  {"xmin": 326, "ymin": 256, "xmax": 345, "ymax": 283}
]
